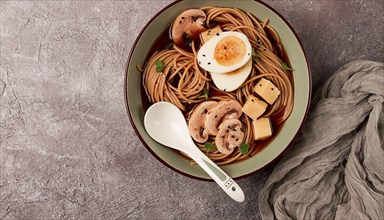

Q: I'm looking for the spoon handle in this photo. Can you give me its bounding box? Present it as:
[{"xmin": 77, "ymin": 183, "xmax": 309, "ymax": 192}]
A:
[{"xmin": 185, "ymin": 144, "xmax": 245, "ymax": 202}]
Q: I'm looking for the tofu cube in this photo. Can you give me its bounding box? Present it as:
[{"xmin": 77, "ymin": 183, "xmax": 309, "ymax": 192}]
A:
[
  {"xmin": 252, "ymin": 117, "xmax": 273, "ymax": 140},
  {"xmin": 200, "ymin": 26, "xmax": 222, "ymax": 44},
  {"xmin": 242, "ymin": 95, "xmax": 268, "ymax": 120},
  {"xmin": 254, "ymin": 78, "xmax": 281, "ymax": 104}
]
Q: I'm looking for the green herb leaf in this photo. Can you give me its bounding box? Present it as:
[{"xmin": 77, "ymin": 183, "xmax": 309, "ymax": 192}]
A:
[
  {"xmin": 240, "ymin": 143, "xmax": 250, "ymax": 155},
  {"xmin": 282, "ymin": 62, "xmax": 294, "ymax": 71},
  {"xmin": 155, "ymin": 60, "xmax": 165, "ymax": 72},
  {"xmin": 204, "ymin": 142, "xmax": 216, "ymax": 153},
  {"xmin": 252, "ymin": 47, "xmax": 257, "ymax": 57},
  {"xmin": 199, "ymin": 89, "xmax": 209, "ymax": 100}
]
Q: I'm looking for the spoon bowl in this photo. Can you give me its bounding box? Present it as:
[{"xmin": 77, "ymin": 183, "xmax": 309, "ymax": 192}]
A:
[
  {"xmin": 144, "ymin": 102, "xmax": 193, "ymax": 150},
  {"xmin": 144, "ymin": 102, "xmax": 245, "ymax": 202}
]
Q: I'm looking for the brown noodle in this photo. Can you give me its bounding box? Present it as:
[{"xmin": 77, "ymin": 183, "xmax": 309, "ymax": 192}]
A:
[{"xmin": 142, "ymin": 7, "xmax": 294, "ymax": 165}]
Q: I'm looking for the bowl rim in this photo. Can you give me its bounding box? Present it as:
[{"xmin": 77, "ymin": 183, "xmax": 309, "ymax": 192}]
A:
[{"xmin": 124, "ymin": 0, "xmax": 312, "ymax": 181}]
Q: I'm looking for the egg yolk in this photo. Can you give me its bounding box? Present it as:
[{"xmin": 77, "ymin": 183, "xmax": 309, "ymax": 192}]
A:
[{"xmin": 214, "ymin": 36, "xmax": 246, "ymax": 66}]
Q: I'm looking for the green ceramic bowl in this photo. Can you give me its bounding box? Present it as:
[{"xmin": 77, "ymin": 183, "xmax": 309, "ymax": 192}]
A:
[{"xmin": 125, "ymin": 0, "xmax": 311, "ymax": 180}]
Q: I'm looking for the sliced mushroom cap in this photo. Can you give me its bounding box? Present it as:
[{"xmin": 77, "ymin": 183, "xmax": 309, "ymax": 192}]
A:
[
  {"xmin": 171, "ymin": 9, "xmax": 207, "ymax": 47},
  {"xmin": 205, "ymin": 99, "xmax": 243, "ymax": 136},
  {"xmin": 215, "ymin": 119, "xmax": 244, "ymax": 154},
  {"xmin": 188, "ymin": 101, "xmax": 217, "ymax": 143},
  {"xmin": 227, "ymin": 129, "xmax": 244, "ymax": 147}
]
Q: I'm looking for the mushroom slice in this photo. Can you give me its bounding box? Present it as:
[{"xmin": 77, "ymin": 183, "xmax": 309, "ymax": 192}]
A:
[
  {"xmin": 227, "ymin": 129, "xmax": 244, "ymax": 147},
  {"xmin": 205, "ymin": 99, "xmax": 243, "ymax": 136},
  {"xmin": 188, "ymin": 101, "xmax": 217, "ymax": 143},
  {"xmin": 171, "ymin": 9, "xmax": 207, "ymax": 47},
  {"xmin": 215, "ymin": 119, "xmax": 244, "ymax": 154}
]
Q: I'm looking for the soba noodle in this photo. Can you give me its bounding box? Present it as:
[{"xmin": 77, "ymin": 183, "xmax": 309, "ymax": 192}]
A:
[{"xmin": 141, "ymin": 6, "xmax": 294, "ymax": 165}]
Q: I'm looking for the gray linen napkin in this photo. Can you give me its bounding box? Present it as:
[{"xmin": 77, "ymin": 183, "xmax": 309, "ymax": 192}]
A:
[{"xmin": 259, "ymin": 60, "xmax": 384, "ymax": 220}]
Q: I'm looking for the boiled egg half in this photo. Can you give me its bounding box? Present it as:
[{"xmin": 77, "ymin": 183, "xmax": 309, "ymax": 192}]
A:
[{"xmin": 197, "ymin": 31, "xmax": 253, "ymax": 92}]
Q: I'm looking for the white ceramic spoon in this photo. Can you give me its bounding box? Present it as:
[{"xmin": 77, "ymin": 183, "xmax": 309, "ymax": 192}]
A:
[{"xmin": 144, "ymin": 102, "xmax": 245, "ymax": 202}]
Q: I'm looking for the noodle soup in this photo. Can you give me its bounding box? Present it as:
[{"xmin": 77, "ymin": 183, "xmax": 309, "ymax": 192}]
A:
[{"xmin": 140, "ymin": 6, "xmax": 294, "ymax": 166}]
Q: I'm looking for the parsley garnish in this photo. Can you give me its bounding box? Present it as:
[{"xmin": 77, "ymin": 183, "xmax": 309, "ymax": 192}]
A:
[
  {"xmin": 199, "ymin": 89, "xmax": 209, "ymax": 100},
  {"xmin": 282, "ymin": 62, "xmax": 294, "ymax": 71},
  {"xmin": 240, "ymin": 143, "xmax": 250, "ymax": 155},
  {"xmin": 252, "ymin": 47, "xmax": 257, "ymax": 57},
  {"xmin": 204, "ymin": 142, "xmax": 216, "ymax": 153},
  {"xmin": 155, "ymin": 60, "xmax": 165, "ymax": 72}
]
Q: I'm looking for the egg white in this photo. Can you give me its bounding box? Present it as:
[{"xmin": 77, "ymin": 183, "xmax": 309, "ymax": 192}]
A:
[
  {"xmin": 197, "ymin": 31, "xmax": 252, "ymax": 74},
  {"xmin": 210, "ymin": 58, "xmax": 253, "ymax": 92}
]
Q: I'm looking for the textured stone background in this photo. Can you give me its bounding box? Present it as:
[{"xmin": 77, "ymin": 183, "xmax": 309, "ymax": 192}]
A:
[{"xmin": 0, "ymin": 0, "xmax": 383, "ymax": 219}]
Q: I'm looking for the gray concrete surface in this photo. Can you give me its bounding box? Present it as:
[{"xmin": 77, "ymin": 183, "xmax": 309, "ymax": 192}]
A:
[{"xmin": 0, "ymin": 0, "xmax": 383, "ymax": 219}]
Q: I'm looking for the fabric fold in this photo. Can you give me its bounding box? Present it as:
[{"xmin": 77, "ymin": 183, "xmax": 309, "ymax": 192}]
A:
[{"xmin": 259, "ymin": 60, "xmax": 384, "ymax": 220}]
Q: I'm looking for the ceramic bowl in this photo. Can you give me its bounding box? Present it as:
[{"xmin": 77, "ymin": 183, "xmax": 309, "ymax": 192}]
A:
[{"xmin": 125, "ymin": 0, "xmax": 311, "ymax": 180}]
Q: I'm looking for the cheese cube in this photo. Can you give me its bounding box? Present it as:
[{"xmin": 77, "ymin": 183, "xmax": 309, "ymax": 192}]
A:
[
  {"xmin": 242, "ymin": 95, "xmax": 268, "ymax": 120},
  {"xmin": 254, "ymin": 78, "xmax": 280, "ymax": 104},
  {"xmin": 252, "ymin": 117, "xmax": 273, "ymax": 140},
  {"xmin": 200, "ymin": 26, "xmax": 222, "ymax": 44}
]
